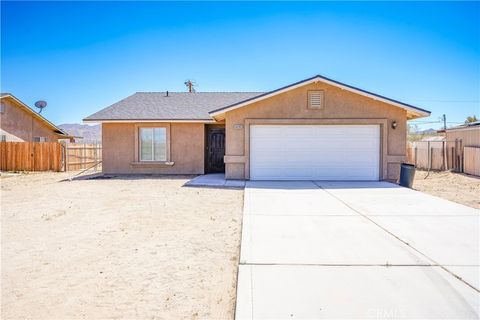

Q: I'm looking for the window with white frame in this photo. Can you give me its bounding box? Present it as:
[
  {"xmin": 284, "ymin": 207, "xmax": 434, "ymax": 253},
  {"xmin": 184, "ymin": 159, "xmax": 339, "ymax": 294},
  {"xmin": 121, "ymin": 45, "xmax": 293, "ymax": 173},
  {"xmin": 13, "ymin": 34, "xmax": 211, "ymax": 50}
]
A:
[
  {"xmin": 33, "ymin": 137, "xmax": 47, "ymax": 142},
  {"xmin": 139, "ymin": 127, "xmax": 167, "ymax": 161}
]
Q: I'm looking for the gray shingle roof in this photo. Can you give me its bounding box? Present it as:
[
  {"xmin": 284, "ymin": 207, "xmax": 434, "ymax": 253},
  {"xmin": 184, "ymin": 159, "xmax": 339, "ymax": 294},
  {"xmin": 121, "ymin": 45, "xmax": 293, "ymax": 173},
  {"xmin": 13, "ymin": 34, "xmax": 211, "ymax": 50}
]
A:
[{"xmin": 84, "ymin": 92, "xmax": 263, "ymax": 121}]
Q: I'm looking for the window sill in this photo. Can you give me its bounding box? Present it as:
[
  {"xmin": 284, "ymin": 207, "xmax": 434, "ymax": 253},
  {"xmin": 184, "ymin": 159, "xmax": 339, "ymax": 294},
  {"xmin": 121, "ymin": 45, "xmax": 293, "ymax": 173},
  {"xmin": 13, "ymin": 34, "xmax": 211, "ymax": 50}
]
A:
[{"xmin": 130, "ymin": 161, "xmax": 175, "ymax": 167}]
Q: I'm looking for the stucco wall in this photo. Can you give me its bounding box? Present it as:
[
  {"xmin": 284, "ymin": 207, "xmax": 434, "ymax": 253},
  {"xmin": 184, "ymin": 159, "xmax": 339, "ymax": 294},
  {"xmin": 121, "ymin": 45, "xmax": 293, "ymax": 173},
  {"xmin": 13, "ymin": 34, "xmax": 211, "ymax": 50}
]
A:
[
  {"xmin": 224, "ymin": 81, "xmax": 407, "ymax": 180},
  {"xmin": 102, "ymin": 122, "xmax": 205, "ymax": 174},
  {"xmin": 0, "ymin": 98, "xmax": 67, "ymax": 142}
]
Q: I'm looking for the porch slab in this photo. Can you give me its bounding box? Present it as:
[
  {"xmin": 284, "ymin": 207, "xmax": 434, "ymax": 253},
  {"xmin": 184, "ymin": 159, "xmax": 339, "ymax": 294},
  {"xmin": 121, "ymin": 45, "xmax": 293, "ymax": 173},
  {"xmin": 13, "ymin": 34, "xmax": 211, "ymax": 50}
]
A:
[{"xmin": 184, "ymin": 173, "xmax": 245, "ymax": 188}]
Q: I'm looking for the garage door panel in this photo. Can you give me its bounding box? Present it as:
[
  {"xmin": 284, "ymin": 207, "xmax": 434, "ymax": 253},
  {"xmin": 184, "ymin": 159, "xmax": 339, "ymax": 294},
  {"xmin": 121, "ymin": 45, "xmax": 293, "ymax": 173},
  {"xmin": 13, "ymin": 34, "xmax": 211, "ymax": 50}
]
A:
[
  {"xmin": 250, "ymin": 125, "xmax": 380, "ymax": 181},
  {"xmin": 283, "ymin": 131, "xmax": 315, "ymax": 139},
  {"xmin": 345, "ymin": 168, "xmax": 378, "ymax": 179},
  {"xmin": 345, "ymin": 153, "xmax": 374, "ymax": 161},
  {"xmin": 315, "ymin": 168, "xmax": 352, "ymax": 178}
]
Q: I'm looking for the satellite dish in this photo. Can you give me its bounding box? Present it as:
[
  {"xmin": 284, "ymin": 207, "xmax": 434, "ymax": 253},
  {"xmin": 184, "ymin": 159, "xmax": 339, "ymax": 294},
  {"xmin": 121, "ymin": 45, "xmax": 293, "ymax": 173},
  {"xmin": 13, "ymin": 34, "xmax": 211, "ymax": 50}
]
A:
[{"xmin": 34, "ymin": 100, "xmax": 47, "ymax": 113}]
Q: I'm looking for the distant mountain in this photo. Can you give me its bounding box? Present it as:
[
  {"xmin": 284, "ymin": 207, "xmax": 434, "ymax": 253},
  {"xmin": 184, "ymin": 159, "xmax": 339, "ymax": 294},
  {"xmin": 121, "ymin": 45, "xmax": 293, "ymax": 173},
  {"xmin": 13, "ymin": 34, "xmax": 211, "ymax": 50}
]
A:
[
  {"xmin": 419, "ymin": 128, "xmax": 437, "ymax": 135},
  {"xmin": 407, "ymin": 127, "xmax": 444, "ymax": 142},
  {"xmin": 58, "ymin": 123, "xmax": 101, "ymax": 143}
]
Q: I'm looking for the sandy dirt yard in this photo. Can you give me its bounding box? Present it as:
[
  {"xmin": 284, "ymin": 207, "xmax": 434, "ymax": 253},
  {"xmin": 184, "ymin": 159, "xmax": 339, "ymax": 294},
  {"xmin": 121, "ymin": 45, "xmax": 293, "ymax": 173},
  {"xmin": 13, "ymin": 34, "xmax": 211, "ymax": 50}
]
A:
[
  {"xmin": 1, "ymin": 172, "xmax": 244, "ymax": 320},
  {"xmin": 413, "ymin": 170, "xmax": 480, "ymax": 209}
]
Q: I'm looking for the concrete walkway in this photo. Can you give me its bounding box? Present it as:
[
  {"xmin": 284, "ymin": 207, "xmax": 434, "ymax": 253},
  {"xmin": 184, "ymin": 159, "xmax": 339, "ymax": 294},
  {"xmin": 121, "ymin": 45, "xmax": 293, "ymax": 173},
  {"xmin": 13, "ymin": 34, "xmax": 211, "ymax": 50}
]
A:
[
  {"xmin": 184, "ymin": 173, "xmax": 245, "ymax": 188},
  {"xmin": 236, "ymin": 181, "xmax": 480, "ymax": 319}
]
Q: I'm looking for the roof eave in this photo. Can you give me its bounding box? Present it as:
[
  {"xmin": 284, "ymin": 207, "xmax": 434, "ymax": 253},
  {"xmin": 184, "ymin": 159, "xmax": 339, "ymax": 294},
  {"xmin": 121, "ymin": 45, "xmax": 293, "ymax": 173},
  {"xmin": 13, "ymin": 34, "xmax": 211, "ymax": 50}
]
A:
[{"xmin": 406, "ymin": 110, "xmax": 431, "ymax": 120}]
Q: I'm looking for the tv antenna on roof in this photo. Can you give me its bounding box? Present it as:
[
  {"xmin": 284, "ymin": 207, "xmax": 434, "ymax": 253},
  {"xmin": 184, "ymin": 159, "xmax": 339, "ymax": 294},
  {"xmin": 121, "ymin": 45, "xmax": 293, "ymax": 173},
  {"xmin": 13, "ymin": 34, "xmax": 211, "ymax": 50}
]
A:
[
  {"xmin": 184, "ymin": 79, "xmax": 197, "ymax": 93},
  {"xmin": 34, "ymin": 100, "xmax": 47, "ymax": 113}
]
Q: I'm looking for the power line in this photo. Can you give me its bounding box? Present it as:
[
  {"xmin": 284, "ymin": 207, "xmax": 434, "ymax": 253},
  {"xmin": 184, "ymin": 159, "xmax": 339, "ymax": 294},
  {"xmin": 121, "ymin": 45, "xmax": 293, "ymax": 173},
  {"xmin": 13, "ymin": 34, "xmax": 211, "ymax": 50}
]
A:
[
  {"xmin": 410, "ymin": 99, "xmax": 479, "ymax": 103},
  {"xmin": 408, "ymin": 120, "xmax": 464, "ymax": 124},
  {"xmin": 408, "ymin": 121, "xmax": 441, "ymax": 124}
]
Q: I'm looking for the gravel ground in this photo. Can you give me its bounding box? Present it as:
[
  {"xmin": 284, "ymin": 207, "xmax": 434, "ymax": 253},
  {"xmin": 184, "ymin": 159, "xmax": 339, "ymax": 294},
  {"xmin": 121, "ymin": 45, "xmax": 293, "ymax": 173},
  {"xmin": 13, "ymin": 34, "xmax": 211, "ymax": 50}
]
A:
[
  {"xmin": 1, "ymin": 172, "xmax": 244, "ymax": 319},
  {"xmin": 413, "ymin": 170, "xmax": 480, "ymax": 209}
]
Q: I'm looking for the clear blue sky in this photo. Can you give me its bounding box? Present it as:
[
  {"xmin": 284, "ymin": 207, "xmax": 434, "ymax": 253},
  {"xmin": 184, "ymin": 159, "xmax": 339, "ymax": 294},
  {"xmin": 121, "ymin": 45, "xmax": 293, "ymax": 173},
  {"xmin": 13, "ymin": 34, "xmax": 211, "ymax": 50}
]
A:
[{"xmin": 1, "ymin": 1, "xmax": 479, "ymax": 129}]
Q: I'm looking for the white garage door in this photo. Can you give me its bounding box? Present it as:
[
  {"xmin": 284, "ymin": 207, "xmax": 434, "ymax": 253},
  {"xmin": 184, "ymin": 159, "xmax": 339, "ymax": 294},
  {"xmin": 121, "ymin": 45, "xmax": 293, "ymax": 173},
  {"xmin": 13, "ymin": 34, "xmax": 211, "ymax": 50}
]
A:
[{"xmin": 250, "ymin": 125, "xmax": 380, "ymax": 181}]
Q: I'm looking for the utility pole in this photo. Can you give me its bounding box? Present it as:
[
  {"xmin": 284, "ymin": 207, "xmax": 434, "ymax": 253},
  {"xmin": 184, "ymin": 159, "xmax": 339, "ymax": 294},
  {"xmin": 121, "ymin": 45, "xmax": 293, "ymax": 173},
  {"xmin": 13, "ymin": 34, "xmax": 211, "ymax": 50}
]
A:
[{"xmin": 442, "ymin": 114, "xmax": 447, "ymax": 170}]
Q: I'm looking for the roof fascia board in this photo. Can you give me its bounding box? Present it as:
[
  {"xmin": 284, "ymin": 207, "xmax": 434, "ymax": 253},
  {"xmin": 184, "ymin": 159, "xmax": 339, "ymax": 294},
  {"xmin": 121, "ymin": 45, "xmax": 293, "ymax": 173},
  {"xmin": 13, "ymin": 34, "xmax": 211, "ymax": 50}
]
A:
[{"xmin": 209, "ymin": 75, "xmax": 430, "ymax": 118}]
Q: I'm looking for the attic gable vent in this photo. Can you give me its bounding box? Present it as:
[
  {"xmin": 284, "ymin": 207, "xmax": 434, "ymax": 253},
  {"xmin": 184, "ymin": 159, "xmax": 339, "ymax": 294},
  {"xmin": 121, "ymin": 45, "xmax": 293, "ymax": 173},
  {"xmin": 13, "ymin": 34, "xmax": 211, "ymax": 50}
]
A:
[{"xmin": 308, "ymin": 90, "xmax": 324, "ymax": 109}]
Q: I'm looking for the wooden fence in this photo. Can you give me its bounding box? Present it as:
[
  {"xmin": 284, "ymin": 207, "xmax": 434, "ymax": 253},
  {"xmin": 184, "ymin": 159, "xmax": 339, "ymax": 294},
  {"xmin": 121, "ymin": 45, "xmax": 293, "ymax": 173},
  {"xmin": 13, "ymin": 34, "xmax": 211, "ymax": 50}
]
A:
[
  {"xmin": 406, "ymin": 140, "xmax": 463, "ymax": 172},
  {"xmin": 0, "ymin": 142, "xmax": 63, "ymax": 171},
  {"xmin": 0, "ymin": 142, "xmax": 102, "ymax": 172},
  {"xmin": 65, "ymin": 143, "xmax": 102, "ymax": 171},
  {"xmin": 406, "ymin": 139, "xmax": 480, "ymax": 176},
  {"xmin": 464, "ymin": 147, "xmax": 480, "ymax": 176}
]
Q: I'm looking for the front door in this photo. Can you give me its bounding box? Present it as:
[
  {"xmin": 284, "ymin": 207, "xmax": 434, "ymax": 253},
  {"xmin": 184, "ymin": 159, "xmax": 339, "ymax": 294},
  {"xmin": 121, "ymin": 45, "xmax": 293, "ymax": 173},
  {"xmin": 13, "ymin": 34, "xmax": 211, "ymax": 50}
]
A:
[{"xmin": 206, "ymin": 126, "xmax": 225, "ymax": 173}]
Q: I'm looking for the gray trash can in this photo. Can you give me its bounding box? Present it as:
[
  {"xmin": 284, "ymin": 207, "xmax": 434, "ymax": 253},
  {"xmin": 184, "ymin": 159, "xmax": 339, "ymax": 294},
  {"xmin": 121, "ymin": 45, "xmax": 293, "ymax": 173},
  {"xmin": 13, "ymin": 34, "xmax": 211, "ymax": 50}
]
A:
[{"xmin": 399, "ymin": 163, "xmax": 416, "ymax": 188}]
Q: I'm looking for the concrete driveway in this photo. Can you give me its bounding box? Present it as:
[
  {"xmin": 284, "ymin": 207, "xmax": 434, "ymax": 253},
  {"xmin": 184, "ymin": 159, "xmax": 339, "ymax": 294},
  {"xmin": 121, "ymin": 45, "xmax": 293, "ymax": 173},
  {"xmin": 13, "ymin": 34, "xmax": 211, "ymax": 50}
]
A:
[{"xmin": 236, "ymin": 181, "xmax": 480, "ymax": 319}]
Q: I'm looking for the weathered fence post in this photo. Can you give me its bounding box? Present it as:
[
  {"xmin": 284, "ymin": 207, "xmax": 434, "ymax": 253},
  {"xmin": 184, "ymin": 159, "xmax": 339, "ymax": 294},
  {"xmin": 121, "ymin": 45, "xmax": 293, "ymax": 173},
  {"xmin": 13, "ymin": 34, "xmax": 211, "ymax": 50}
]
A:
[
  {"xmin": 459, "ymin": 139, "xmax": 463, "ymax": 173},
  {"xmin": 414, "ymin": 146, "xmax": 417, "ymax": 167},
  {"xmin": 457, "ymin": 139, "xmax": 461, "ymax": 172},
  {"xmin": 442, "ymin": 140, "xmax": 446, "ymax": 171},
  {"xmin": 94, "ymin": 142, "xmax": 98, "ymax": 171},
  {"xmin": 427, "ymin": 141, "xmax": 431, "ymax": 172}
]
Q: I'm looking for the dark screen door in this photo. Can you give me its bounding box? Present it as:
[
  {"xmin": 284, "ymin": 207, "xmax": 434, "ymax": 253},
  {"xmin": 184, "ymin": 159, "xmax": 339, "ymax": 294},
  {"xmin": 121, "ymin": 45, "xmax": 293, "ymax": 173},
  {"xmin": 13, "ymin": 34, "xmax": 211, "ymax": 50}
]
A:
[{"xmin": 206, "ymin": 127, "xmax": 225, "ymax": 173}]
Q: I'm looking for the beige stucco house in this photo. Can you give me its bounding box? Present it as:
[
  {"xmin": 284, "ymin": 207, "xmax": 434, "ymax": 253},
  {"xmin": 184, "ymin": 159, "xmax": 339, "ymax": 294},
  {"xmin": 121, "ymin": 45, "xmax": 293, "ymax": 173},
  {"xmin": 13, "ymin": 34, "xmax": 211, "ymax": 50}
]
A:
[
  {"xmin": 0, "ymin": 93, "xmax": 76, "ymax": 142},
  {"xmin": 84, "ymin": 75, "xmax": 430, "ymax": 181}
]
